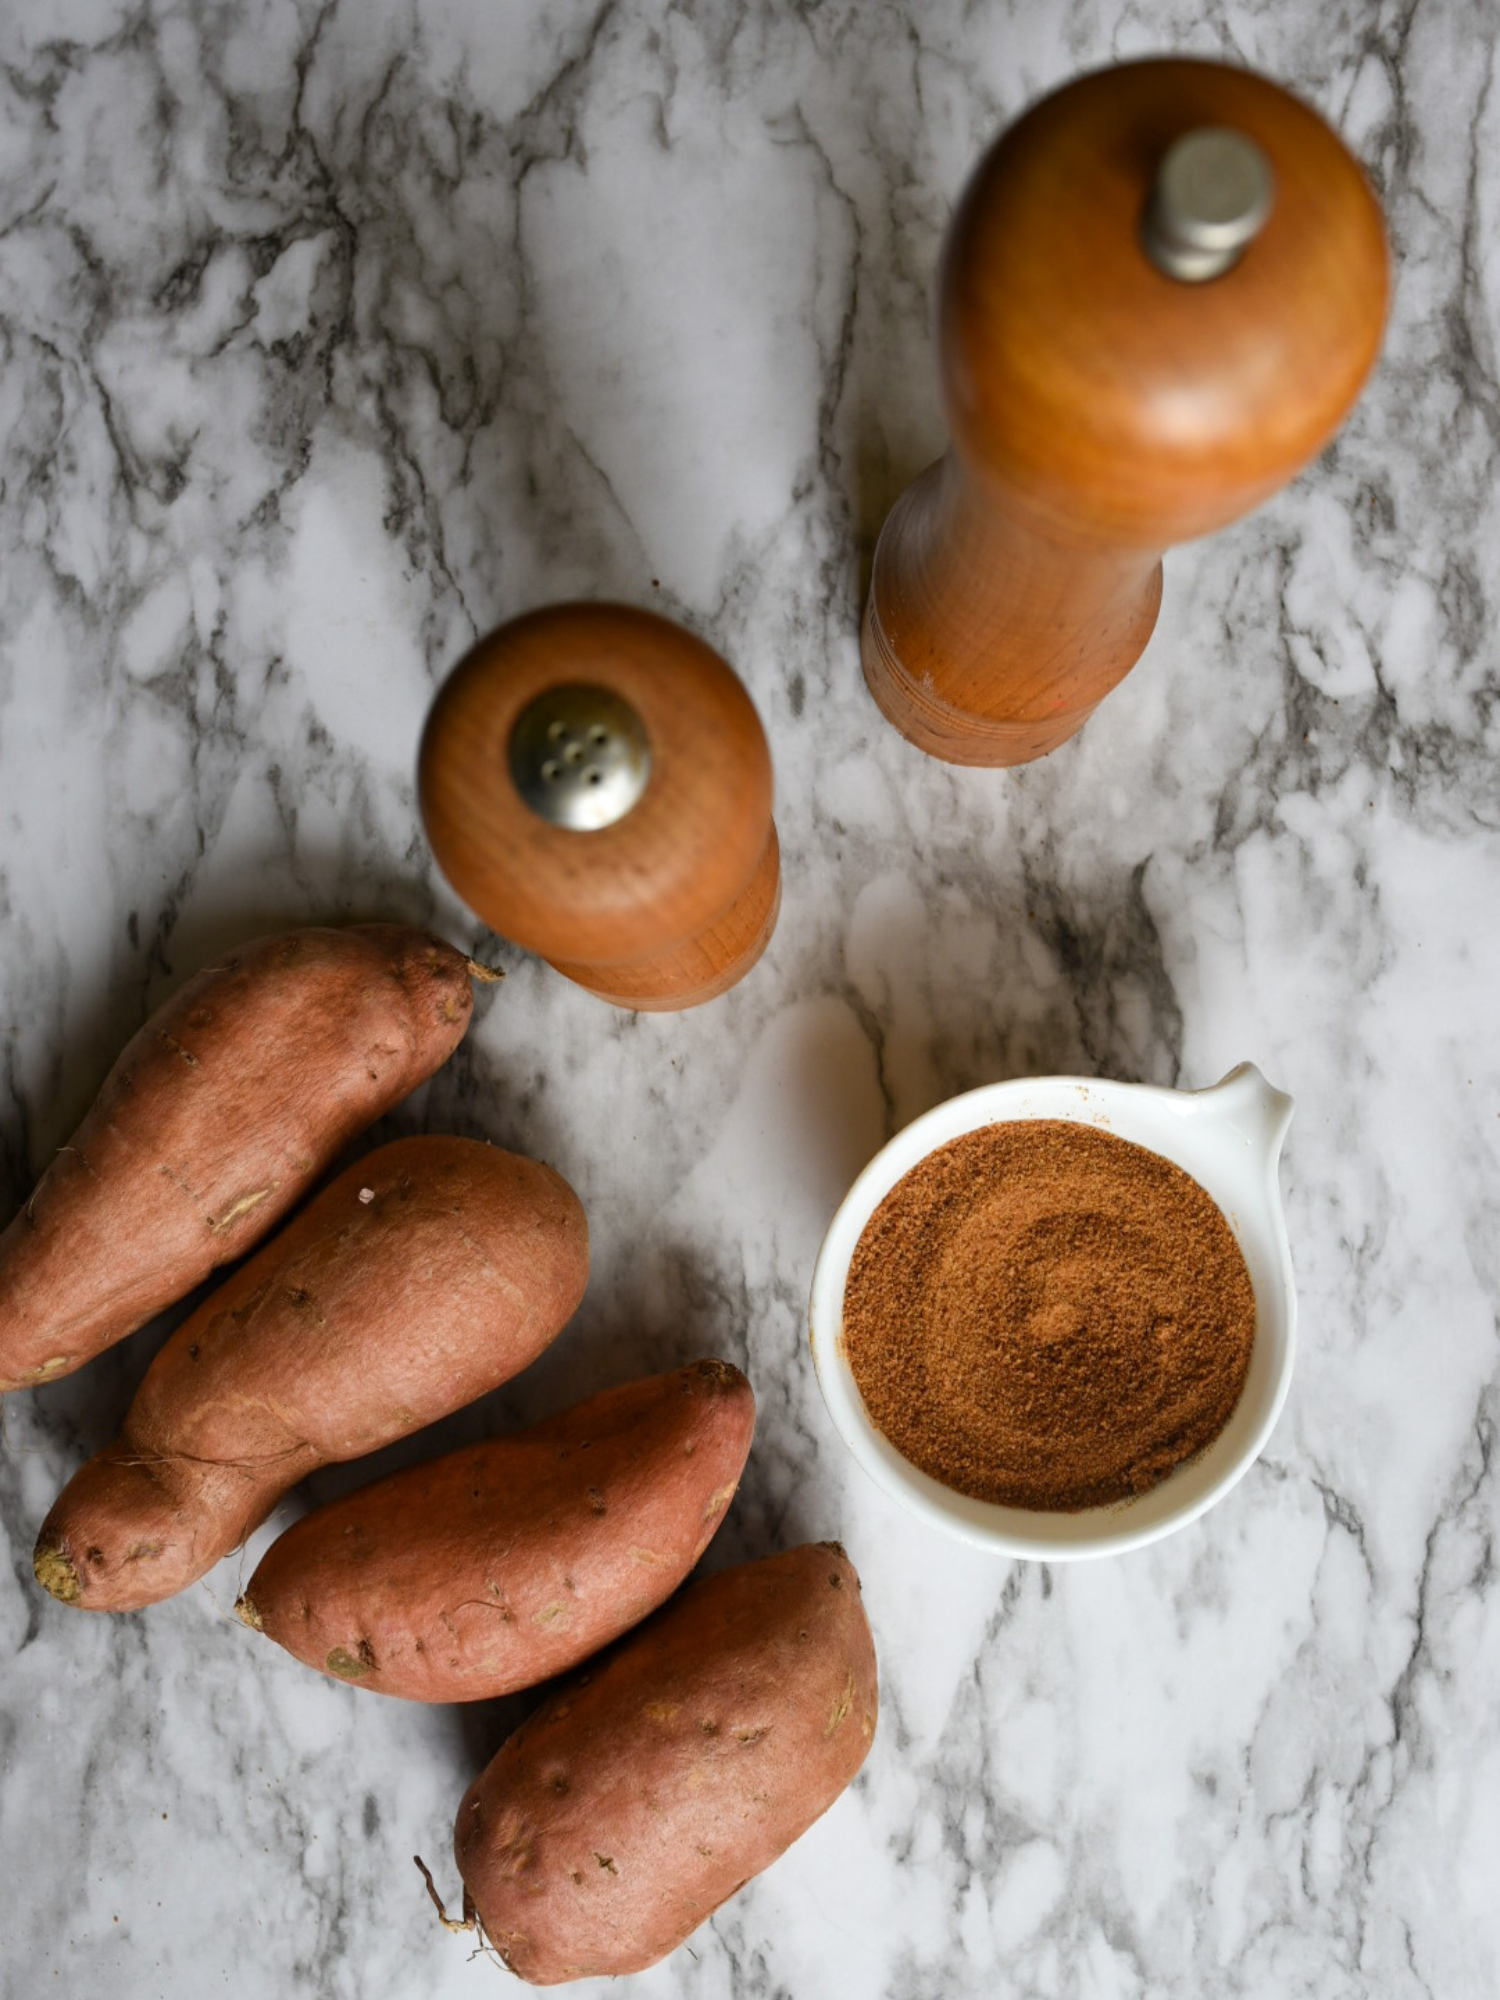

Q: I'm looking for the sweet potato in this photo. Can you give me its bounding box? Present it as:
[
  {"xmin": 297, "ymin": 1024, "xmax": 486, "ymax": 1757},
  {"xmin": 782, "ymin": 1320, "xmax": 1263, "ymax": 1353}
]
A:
[
  {"xmin": 235, "ymin": 1360, "xmax": 755, "ymax": 1700},
  {"xmin": 32, "ymin": 1135, "xmax": 587, "ymax": 1612},
  {"xmin": 453, "ymin": 1541, "xmax": 878, "ymax": 1982},
  {"xmin": 0, "ymin": 924, "xmax": 486, "ymax": 1392}
]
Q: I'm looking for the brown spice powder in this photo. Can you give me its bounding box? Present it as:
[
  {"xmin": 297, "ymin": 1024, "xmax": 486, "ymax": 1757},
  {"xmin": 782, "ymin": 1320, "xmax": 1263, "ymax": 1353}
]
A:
[{"xmin": 841, "ymin": 1120, "xmax": 1256, "ymax": 1512}]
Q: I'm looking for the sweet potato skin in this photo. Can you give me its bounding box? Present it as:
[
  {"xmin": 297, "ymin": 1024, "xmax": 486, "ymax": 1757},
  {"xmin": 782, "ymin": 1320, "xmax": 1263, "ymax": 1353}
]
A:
[
  {"xmin": 455, "ymin": 1542, "xmax": 878, "ymax": 1983},
  {"xmin": 32, "ymin": 1136, "xmax": 587, "ymax": 1612},
  {"xmin": 0, "ymin": 925, "xmax": 479, "ymax": 1391},
  {"xmin": 237, "ymin": 1360, "xmax": 755, "ymax": 1700}
]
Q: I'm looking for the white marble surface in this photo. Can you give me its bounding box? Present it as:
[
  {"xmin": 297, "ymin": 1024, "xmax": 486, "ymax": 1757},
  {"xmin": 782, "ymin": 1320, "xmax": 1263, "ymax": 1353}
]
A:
[{"xmin": 2, "ymin": 1, "xmax": 1497, "ymax": 1995}]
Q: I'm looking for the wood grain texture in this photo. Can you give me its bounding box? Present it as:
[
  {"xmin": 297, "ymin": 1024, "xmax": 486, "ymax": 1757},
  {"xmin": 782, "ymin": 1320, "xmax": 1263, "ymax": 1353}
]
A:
[
  {"xmin": 420, "ymin": 604, "xmax": 779, "ymax": 1009},
  {"xmin": 864, "ymin": 57, "xmax": 1390, "ymax": 766}
]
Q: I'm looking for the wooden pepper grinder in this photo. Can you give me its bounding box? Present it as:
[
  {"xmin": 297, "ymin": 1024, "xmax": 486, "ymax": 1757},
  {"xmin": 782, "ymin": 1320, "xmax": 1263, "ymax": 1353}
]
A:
[
  {"xmin": 862, "ymin": 58, "xmax": 1390, "ymax": 765},
  {"xmin": 419, "ymin": 604, "xmax": 779, "ymax": 1009}
]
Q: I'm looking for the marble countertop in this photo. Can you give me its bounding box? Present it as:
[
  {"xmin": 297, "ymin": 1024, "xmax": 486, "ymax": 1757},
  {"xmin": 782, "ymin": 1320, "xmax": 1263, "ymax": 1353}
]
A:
[{"xmin": 2, "ymin": 1, "xmax": 1497, "ymax": 1995}]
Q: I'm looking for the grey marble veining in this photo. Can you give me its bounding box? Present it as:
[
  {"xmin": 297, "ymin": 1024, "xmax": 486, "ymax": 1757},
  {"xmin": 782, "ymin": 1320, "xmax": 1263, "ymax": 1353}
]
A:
[{"xmin": 2, "ymin": 1, "xmax": 1498, "ymax": 1995}]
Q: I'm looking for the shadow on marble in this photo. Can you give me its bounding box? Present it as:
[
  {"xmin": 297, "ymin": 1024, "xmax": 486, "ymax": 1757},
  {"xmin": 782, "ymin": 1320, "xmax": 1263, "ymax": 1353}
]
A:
[
  {"xmin": 849, "ymin": 442, "xmax": 940, "ymax": 611},
  {"xmin": 447, "ymin": 1677, "xmax": 551, "ymax": 1780},
  {"xmin": 835, "ymin": 858, "xmax": 1187, "ymax": 1141},
  {"xmin": 836, "ymin": 77, "xmax": 954, "ymax": 609},
  {"xmin": 0, "ymin": 856, "xmax": 474, "ymax": 1196},
  {"xmin": 147, "ymin": 869, "xmax": 451, "ymax": 991}
]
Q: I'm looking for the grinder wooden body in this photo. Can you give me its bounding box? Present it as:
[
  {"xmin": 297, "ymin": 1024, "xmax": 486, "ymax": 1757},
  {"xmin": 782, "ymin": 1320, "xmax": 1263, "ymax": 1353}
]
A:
[
  {"xmin": 420, "ymin": 605, "xmax": 779, "ymax": 1010},
  {"xmin": 862, "ymin": 58, "xmax": 1389, "ymax": 765}
]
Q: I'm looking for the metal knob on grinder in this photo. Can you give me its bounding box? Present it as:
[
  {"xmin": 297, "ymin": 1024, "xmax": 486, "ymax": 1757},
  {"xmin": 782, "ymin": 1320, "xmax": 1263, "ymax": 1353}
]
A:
[
  {"xmin": 419, "ymin": 604, "xmax": 780, "ymax": 1010},
  {"xmin": 1142, "ymin": 126, "xmax": 1275, "ymax": 281}
]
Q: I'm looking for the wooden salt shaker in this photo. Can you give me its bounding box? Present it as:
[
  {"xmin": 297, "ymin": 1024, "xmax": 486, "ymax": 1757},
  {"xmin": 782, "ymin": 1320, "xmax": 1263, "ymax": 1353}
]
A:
[
  {"xmin": 419, "ymin": 604, "xmax": 779, "ymax": 1010},
  {"xmin": 862, "ymin": 58, "xmax": 1389, "ymax": 766}
]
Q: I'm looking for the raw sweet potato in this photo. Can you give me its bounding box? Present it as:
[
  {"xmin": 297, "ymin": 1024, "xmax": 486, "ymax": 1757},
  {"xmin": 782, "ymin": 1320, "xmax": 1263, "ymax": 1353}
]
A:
[
  {"xmin": 236, "ymin": 1360, "xmax": 755, "ymax": 1700},
  {"xmin": 32, "ymin": 1135, "xmax": 587, "ymax": 1613},
  {"xmin": 453, "ymin": 1541, "xmax": 878, "ymax": 1982},
  {"xmin": 0, "ymin": 924, "xmax": 486, "ymax": 1392}
]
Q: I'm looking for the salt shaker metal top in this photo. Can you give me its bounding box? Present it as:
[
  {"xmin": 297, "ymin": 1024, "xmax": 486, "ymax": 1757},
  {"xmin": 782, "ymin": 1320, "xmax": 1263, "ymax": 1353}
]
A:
[{"xmin": 420, "ymin": 604, "xmax": 779, "ymax": 1010}]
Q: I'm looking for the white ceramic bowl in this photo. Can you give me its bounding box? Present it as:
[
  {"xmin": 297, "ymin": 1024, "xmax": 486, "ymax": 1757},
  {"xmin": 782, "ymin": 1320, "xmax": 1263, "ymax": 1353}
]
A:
[{"xmin": 808, "ymin": 1064, "xmax": 1296, "ymax": 1560}]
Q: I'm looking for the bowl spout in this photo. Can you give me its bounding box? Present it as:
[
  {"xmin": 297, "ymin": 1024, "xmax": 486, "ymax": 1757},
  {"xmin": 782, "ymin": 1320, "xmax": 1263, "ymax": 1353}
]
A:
[{"xmin": 1194, "ymin": 1062, "xmax": 1294, "ymax": 1167}]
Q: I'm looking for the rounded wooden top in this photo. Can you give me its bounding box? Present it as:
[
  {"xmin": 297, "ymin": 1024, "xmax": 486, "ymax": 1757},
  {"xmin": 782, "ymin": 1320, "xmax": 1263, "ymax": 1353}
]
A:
[
  {"xmin": 939, "ymin": 59, "xmax": 1390, "ymax": 543},
  {"xmin": 419, "ymin": 604, "xmax": 773, "ymax": 964}
]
